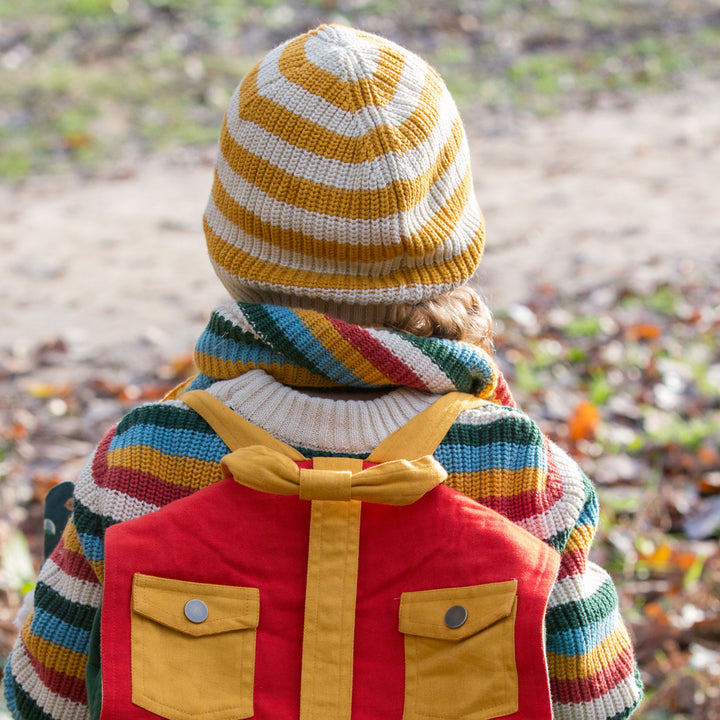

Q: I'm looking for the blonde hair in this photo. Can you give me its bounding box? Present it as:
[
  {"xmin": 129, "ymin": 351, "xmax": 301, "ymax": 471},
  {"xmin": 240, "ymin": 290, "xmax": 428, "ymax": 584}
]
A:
[{"xmin": 384, "ymin": 286, "xmax": 494, "ymax": 354}]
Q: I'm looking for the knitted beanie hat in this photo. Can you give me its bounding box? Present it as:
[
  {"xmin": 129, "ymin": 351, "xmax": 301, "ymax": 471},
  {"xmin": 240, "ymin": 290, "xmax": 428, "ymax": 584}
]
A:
[{"xmin": 204, "ymin": 24, "xmax": 485, "ymax": 323}]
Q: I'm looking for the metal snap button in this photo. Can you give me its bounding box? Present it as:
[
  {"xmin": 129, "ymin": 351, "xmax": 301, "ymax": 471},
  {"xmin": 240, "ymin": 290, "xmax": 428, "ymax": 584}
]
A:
[
  {"xmin": 444, "ymin": 605, "xmax": 468, "ymax": 629},
  {"xmin": 184, "ymin": 599, "xmax": 209, "ymax": 623}
]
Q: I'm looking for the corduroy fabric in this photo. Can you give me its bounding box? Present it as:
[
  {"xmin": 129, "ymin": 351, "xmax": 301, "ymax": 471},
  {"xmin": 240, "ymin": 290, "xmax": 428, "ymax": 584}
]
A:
[
  {"xmin": 205, "ymin": 25, "xmax": 485, "ymax": 320},
  {"xmin": 3, "ymin": 305, "xmax": 643, "ymax": 720}
]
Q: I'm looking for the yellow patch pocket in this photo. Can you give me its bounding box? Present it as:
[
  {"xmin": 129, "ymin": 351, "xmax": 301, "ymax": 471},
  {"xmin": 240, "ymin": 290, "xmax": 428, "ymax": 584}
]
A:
[
  {"xmin": 399, "ymin": 580, "xmax": 518, "ymax": 720},
  {"xmin": 131, "ymin": 574, "xmax": 259, "ymax": 720}
]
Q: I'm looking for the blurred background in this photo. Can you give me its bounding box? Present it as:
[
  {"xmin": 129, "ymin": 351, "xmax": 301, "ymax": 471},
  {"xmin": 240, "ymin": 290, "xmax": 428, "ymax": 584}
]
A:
[{"xmin": 1, "ymin": 1, "xmax": 719, "ymax": 717}]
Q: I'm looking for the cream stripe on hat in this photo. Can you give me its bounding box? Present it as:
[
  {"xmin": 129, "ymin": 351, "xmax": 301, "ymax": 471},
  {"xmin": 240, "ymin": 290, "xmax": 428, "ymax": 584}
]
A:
[
  {"xmin": 205, "ymin": 171, "xmax": 480, "ymax": 276},
  {"xmin": 208, "ymin": 143, "xmax": 476, "ymax": 252},
  {"xmin": 204, "ymin": 24, "xmax": 485, "ymax": 313},
  {"xmin": 222, "ymin": 86, "xmax": 461, "ymax": 190},
  {"xmin": 239, "ymin": 60, "xmax": 445, "ymax": 161},
  {"xmin": 255, "ymin": 36, "xmax": 428, "ymax": 134}
]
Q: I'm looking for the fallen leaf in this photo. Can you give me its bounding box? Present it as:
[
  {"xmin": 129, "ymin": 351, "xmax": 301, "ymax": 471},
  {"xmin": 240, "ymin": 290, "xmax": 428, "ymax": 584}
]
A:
[
  {"xmin": 624, "ymin": 323, "xmax": 663, "ymax": 341},
  {"xmin": 9, "ymin": 422, "xmax": 29, "ymax": 441},
  {"xmin": 638, "ymin": 541, "xmax": 700, "ymax": 574},
  {"xmin": 170, "ymin": 352, "xmax": 196, "ymax": 378},
  {"xmin": 26, "ymin": 383, "xmax": 72, "ymax": 399},
  {"xmin": 138, "ymin": 384, "xmax": 174, "ymax": 401},
  {"xmin": 699, "ymin": 472, "xmax": 720, "ymax": 495},
  {"xmin": 118, "ymin": 384, "xmax": 142, "ymax": 402},
  {"xmin": 568, "ymin": 400, "xmax": 601, "ymax": 442},
  {"xmin": 644, "ymin": 601, "xmax": 671, "ymax": 626},
  {"xmin": 63, "ymin": 132, "xmax": 93, "ymax": 149},
  {"xmin": 698, "ymin": 444, "xmax": 720, "ymax": 468},
  {"xmin": 32, "ymin": 473, "xmax": 64, "ymax": 502}
]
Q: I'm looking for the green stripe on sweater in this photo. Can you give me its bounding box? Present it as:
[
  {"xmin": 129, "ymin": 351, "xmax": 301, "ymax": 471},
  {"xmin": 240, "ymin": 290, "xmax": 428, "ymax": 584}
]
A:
[
  {"xmin": 4, "ymin": 674, "xmax": 56, "ymax": 720},
  {"xmin": 445, "ymin": 414, "xmax": 545, "ymax": 448},
  {"xmin": 242, "ymin": 304, "xmax": 331, "ymax": 379},
  {"xmin": 116, "ymin": 402, "xmax": 215, "ymax": 436},
  {"xmin": 545, "ymin": 578, "xmax": 619, "ymax": 632},
  {"xmin": 33, "ymin": 584, "xmax": 96, "ymax": 633},
  {"xmin": 206, "ymin": 310, "xmax": 264, "ymax": 345}
]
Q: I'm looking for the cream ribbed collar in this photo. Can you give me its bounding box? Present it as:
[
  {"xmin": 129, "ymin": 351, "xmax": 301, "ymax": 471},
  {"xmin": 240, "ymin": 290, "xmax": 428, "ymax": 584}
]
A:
[{"xmin": 203, "ymin": 369, "xmax": 438, "ymax": 456}]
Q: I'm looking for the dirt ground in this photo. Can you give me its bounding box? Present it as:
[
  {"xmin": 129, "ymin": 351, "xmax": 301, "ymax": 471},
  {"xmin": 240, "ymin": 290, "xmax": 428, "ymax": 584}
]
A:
[
  {"xmin": 2, "ymin": 72, "xmax": 720, "ymax": 719},
  {"xmin": 1, "ymin": 74, "xmax": 718, "ymax": 360}
]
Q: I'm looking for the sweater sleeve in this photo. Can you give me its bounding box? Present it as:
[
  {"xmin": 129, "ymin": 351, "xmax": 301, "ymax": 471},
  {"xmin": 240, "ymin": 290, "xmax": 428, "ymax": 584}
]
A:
[
  {"xmin": 545, "ymin": 440, "xmax": 643, "ymax": 720},
  {"xmin": 3, "ymin": 429, "xmax": 115, "ymax": 720}
]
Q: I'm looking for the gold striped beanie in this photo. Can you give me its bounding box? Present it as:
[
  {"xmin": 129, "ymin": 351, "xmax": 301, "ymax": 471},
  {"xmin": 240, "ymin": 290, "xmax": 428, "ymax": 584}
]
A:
[{"xmin": 205, "ymin": 24, "xmax": 485, "ymax": 323}]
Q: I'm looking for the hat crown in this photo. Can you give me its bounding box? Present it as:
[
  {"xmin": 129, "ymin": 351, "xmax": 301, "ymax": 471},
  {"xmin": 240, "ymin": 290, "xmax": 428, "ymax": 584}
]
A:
[
  {"xmin": 205, "ymin": 25, "xmax": 485, "ymax": 314},
  {"xmin": 301, "ymin": 25, "xmax": 381, "ymax": 81}
]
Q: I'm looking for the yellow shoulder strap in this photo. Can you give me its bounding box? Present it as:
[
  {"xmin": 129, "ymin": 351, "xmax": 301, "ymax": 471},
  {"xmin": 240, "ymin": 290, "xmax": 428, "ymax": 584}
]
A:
[
  {"xmin": 367, "ymin": 392, "xmax": 488, "ymax": 462},
  {"xmin": 181, "ymin": 389, "xmax": 307, "ymax": 461}
]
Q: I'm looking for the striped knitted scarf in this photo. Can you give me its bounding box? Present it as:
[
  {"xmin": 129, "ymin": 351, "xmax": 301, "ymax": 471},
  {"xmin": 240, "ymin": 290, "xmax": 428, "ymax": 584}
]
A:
[{"xmin": 189, "ymin": 302, "xmax": 515, "ymax": 405}]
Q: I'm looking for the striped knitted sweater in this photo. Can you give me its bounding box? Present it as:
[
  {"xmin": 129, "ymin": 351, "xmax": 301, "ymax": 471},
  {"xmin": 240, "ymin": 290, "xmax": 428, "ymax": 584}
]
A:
[{"xmin": 4, "ymin": 303, "xmax": 642, "ymax": 720}]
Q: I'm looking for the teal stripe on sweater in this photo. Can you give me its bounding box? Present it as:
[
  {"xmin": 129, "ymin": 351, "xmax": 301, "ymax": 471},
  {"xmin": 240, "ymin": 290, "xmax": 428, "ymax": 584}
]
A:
[
  {"xmin": 33, "ymin": 584, "xmax": 95, "ymax": 632},
  {"xmin": 111, "ymin": 424, "xmax": 229, "ymax": 460},
  {"xmin": 546, "ymin": 607, "xmax": 623, "ymax": 658},
  {"xmin": 205, "ymin": 309, "xmax": 260, "ymax": 344},
  {"xmin": 197, "ymin": 331, "xmax": 297, "ymax": 374},
  {"xmin": 30, "ymin": 609, "xmax": 90, "ymax": 655},
  {"xmin": 241, "ymin": 304, "xmax": 336, "ymax": 381},
  {"xmin": 544, "ymin": 526, "xmax": 573, "ymax": 553},
  {"xmin": 263, "ymin": 304, "xmax": 365, "ymax": 386},
  {"xmin": 435, "ymin": 442, "xmax": 547, "ymax": 472},
  {"xmin": 77, "ymin": 533, "xmax": 104, "ymax": 563},
  {"xmin": 72, "ymin": 499, "xmax": 108, "ymax": 542}
]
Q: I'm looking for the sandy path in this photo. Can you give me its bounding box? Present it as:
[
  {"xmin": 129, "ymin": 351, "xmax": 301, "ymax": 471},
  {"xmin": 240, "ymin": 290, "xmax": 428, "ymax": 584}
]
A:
[{"xmin": 1, "ymin": 76, "xmax": 718, "ymax": 359}]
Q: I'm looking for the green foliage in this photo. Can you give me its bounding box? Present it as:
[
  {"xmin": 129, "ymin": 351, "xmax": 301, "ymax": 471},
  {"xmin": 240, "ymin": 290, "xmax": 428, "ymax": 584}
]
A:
[
  {"xmin": 589, "ymin": 371, "xmax": 614, "ymax": 406},
  {"xmin": 0, "ymin": 0, "xmax": 720, "ymax": 178},
  {"xmin": 2, "ymin": 0, "xmax": 719, "ymax": 179},
  {"xmin": 0, "ymin": 142, "xmax": 33, "ymax": 179},
  {"xmin": 566, "ymin": 346, "xmax": 589, "ymax": 363},
  {"xmin": 646, "ymin": 284, "xmax": 682, "ymax": 316},
  {"xmin": 507, "ymin": 54, "xmax": 576, "ymax": 96},
  {"xmin": 66, "ymin": 0, "xmax": 114, "ymax": 16},
  {"xmin": 513, "ymin": 356, "xmax": 544, "ymax": 394},
  {"xmin": 2, "ymin": 531, "xmax": 36, "ymax": 598},
  {"xmin": 682, "ymin": 552, "xmax": 707, "ymax": 588},
  {"xmin": 565, "ymin": 315, "xmax": 605, "ymax": 338},
  {"xmin": 644, "ymin": 409, "xmax": 720, "ymax": 451}
]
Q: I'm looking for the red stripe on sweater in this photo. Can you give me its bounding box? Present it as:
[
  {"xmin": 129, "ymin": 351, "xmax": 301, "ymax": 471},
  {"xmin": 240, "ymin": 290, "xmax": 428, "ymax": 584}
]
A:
[
  {"xmin": 51, "ymin": 539, "xmax": 100, "ymax": 585},
  {"xmin": 92, "ymin": 427, "xmax": 115, "ymax": 480},
  {"xmin": 468, "ymin": 440, "xmax": 564, "ymax": 525},
  {"xmin": 492, "ymin": 372, "xmax": 516, "ymax": 407},
  {"xmin": 476, "ymin": 486, "xmax": 562, "ymax": 526},
  {"xmin": 550, "ymin": 645, "xmax": 636, "ymax": 704},
  {"xmin": 26, "ymin": 649, "xmax": 88, "ymax": 704},
  {"xmin": 326, "ymin": 316, "xmax": 429, "ymax": 390},
  {"xmin": 101, "ymin": 466, "xmax": 199, "ymax": 507},
  {"xmin": 558, "ymin": 549, "xmax": 588, "ymax": 579}
]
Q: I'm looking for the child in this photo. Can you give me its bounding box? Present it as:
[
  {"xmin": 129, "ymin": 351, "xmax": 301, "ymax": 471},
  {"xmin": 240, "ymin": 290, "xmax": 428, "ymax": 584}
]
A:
[{"xmin": 4, "ymin": 24, "xmax": 642, "ymax": 720}]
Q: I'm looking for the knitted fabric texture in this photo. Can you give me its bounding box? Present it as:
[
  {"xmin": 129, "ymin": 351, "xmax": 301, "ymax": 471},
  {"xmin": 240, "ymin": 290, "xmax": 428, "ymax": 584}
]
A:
[
  {"xmin": 204, "ymin": 24, "xmax": 485, "ymax": 321},
  {"xmin": 4, "ymin": 304, "xmax": 643, "ymax": 720},
  {"xmin": 190, "ymin": 302, "xmax": 506, "ymax": 397}
]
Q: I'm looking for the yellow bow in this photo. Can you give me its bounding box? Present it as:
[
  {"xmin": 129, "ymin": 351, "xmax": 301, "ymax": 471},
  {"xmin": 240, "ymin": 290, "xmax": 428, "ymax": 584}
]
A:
[{"xmin": 221, "ymin": 445, "xmax": 447, "ymax": 506}]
